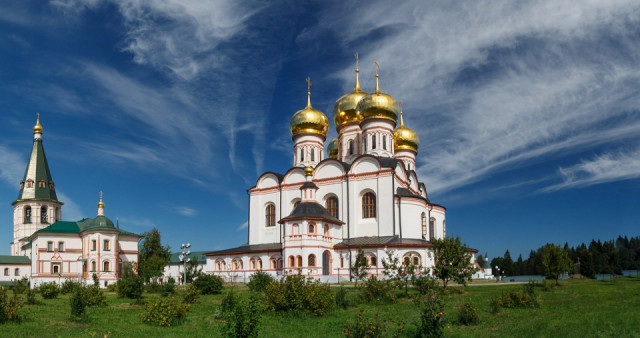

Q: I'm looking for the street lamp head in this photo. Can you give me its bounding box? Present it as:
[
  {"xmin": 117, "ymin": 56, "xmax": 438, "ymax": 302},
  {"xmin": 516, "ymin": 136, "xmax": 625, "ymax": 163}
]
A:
[
  {"xmin": 181, "ymin": 244, "xmax": 186, "ymax": 249},
  {"xmin": 186, "ymin": 243, "xmax": 191, "ymax": 248},
  {"xmin": 186, "ymin": 250, "xmax": 191, "ymax": 256}
]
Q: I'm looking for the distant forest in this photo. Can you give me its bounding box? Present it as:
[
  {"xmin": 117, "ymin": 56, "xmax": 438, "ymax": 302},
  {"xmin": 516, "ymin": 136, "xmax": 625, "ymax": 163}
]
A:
[{"xmin": 479, "ymin": 235, "xmax": 640, "ymax": 278}]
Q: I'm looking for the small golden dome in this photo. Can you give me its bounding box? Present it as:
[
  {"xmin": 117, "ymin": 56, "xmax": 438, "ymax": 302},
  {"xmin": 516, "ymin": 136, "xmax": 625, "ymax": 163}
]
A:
[
  {"xmin": 304, "ymin": 165, "xmax": 314, "ymax": 176},
  {"xmin": 33, "ymin": 114, "xmax": 43, "ymax": 134},
  {"xmin": 290, "ymin": 83, "xmax": 329, "ymax": 138},
  {"xmin": 357, "ymin": 63, "xmax": 399, "ymax": 123},
  {"xmin": 394, "ymin": 112, "xmax": 419, "ymax": 152},
  {"xmin": 332, "ymin": 66, "xmax": 368, "ymax": 129},
  {"xmin": 326, "ymin": 137, "xmax": 339, "ymax": 158},
  {"xmin": 98, "ymin": 191, "xmax": 105, "ymax": 208}
]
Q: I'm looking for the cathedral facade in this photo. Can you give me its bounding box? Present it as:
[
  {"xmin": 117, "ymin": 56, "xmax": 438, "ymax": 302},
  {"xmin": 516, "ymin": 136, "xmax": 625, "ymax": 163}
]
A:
[
  {"xmin": 205, "ymin": 63, "xmax": 460, "ymax": 281},
  {"xmin": 0, "ymin": 118, "xmax": 140, "ymax": 287}
]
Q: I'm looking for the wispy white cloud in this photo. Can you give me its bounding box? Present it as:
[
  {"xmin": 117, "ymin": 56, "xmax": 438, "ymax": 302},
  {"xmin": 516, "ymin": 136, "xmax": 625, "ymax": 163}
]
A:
[
  {"xmin": 542, "ymin": 147, "xmax": 640, "ymax": 192},
  {"xmin": 237, "ymin": 221, "xmax": 247, "ymax": 231},
  {"xmin": 321, "ymin": 0, "xmax": 640, "ymax": 199},
  {"xmin": 0, "ymin": 145, "xmax": 25, "ymax": 187},
  {"xmin": 57, "ymin": 192, "xmax": 85, "ymax": 221},
  {"xmin": 172, "ymin": 206, "xmax": 197, "ymax": 217},
  {"xmin": 119, "ymin": 216, "xmax": 156, "ymax": 228}
]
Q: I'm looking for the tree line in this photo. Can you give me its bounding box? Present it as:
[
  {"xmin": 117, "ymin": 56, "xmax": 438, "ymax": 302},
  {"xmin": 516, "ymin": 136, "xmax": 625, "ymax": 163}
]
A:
[{"xmin": 481, "ymin": 235, "xmax": 640, "ymax": 278}]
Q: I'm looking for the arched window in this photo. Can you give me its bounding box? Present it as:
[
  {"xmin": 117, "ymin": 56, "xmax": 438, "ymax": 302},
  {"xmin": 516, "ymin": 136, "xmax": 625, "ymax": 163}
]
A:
[
  {"xmin": 413, "ymin": 256, "xmax": 420, "ymax": 266},
  {"xmin": 421, "ymin": 213, "xmax": 427, "ymax": 239},
  {"xmin": 292, "ymin": 223, "xmax": 299, "ymax": 235},
  {"xmin": 308, "ymin": 223, "xmax": 315, "ymax": 234},
  {"xmin": 288, "ymin": 256, "xmax": 295, "ymax": 267},
  {"xmin": 103, "ymin": 261, "xmax": 110, "ymax": 272},
  {"xmin": 91, "ymin": 261, "xmax": 96, "ymax": 272},
  {"xmin": 14, "ymin": 268, "xmax": 19, "ymax": 276},
  {"xmin": 38, "ymin": 179, "xmax": 46, "ymax": 188},
  {"xmin": 278, "ymin": 258, "xmax": 283, "ymax": 269},
  {"xmin": 403, "ymin": 257, "xmax": 410, "ymax": 265},
  {"xmin": 250, "ymin": 259, "xmax": 256, "ymax": 270},
  {"xmin": 24, "ymin": 206, "xmax": 32, "ymax": 223},
  {"xmin": 3, "ymin": 268, "xmax": 8, "ymax": 276},
  {"xmin": 372, "ymin": 134, "xmax": 376, "ymax": 149},
  {"xmin": 293, "ymin": 199, "xmax": 300, "ymax": 209},
  {"xmin": 348, "ymin": 140, "xmax": 354, "ymax": 155},
  {"xmin": 308, "ymin": 254, "xmax": 316, "ymax": 267},
  {"xmin": 311, "ymin": 148, "xmax": 315, "ymax": 161},
  {"xmin": 382, "ymin": 135, "xmax": 387, "ymax": 150},
  {"xmin": 41, "ymin": 206, "xmax": 48, "ymax": 223},
  {"xmin": 429, "ymin": 218, "xmax": 435, "ymax": 241},
  {"xmin": 362, "ymin": 192, "xmax": 376, "ymax": 218},
  {"xmin": 265, "ymin": 204, "xmax": 276, "ymax": 227},
  {"xmin": 26, "ymin": 179, "xmax": 33, "ymax": 188},
  {"xmin": 297, "ymin": 256, "xmax": 303, "ymax": 267},
  {"xmin": 324, "ymin": 224, "xmax": 329, "ymax": 236},
  {"xmin": 363, "ymin": 137, "xmax": 367, "ymax": 151},
  {"xmin": 325, "ymin": 196, "xmax": 339, "ymax": 218},
  {"xmin": 258, "ymin": 259, "xmax": 263, "ymax": 270},
  {"xmin": 55, "ymin": 207, "xmax": 60, "ymax": 221},
  {"xmin": 300, "ymin": 148, "xmax": 304, "ymax": 162},
  {"xmin": 340, "ymin": 256, "xmax": 344, "ymax": 268},
  {"xmin": 369, "ymin": 255, "xmax": 377, "ymax": 267}
]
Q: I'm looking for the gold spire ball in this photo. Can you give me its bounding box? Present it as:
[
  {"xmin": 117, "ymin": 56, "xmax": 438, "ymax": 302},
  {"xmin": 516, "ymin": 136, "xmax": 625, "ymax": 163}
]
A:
[
  {"xmin": 326, "ymin": 137, "xmax": 339, "ymax": 158},
  {"xmin": 290, "ymin": 77, "xmax": 329, "ymax": 138},
  {"xmin": 33, "ymin": 113, "xmax": 43, "ymax": 134},
  {"xmin": 332, "ymin": 53, "xmax": 368, "ymax": 130},
  {"xmin": 356, "ymin": 60, "xmax": 400, "ymax": 123},
  {"xmin": 394, "ymin": 110, "xmax": 420, "ymax": 152},
  {"xmin": 98, "ymin": 191, "xmax": 105, "ymax": 208}
]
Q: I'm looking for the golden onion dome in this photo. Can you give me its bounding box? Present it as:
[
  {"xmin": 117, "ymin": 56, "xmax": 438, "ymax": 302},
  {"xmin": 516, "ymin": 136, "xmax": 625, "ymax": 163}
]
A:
[
  {"xmin": 332, "ymin": 67, "xmax": 368, "ymax": 129},
  {"xmin": 357, "ymin": 64, "xmax": 399, "ymax": 123},
  {"xmin": 290, "ymin": 87, "xmax": 329, "ymax": 138},
  {"xmin": 304, "ymin": 164, "xmax": 314, "ymax": 176},
  {"xmin": 33, "ymin": 114, "xmax": 43, "ymax": 134},
  {"xmin": 394, "ymin": 112, "xmax": 419, "ymax": 152},
  {"xmin": 326, "ymin": 137, "xmax": 339, "ymax": 158}
]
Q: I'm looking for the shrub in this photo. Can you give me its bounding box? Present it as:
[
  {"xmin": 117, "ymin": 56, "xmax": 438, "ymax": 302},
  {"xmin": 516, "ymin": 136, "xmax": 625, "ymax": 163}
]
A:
[
  {"xmin": 106, "ymin": 283, "xmax": 117, "ymax": 293},
  {"xmin": 343, "ymin": 310, "xmax": 387, "ymax": 338},
  {"xmin": 263, "ymin": 274, "xmax": 334, "ymax": 316},
  {"xmin": 416, "ymin": 292, "xmax": 447, "ymax": 338},
  {"xmin": 413, "ymin": 273, "xmax": 439, "ymax": 295},
  {"xmin": 145, "ymin": 282, "xmax": 163, "ymax": 294},
  {"xmin": 70, "ymin": 287, "xmax": 87, "ymax": 320},
  {"xmin": 220, "ymin": 293, "xmax": 262, "ymax": 338},
  {"xmin": 12, "ymin": 277, "xmax": 29, "ymax": 295},
  {"xmin": 335, "ymin": 286, "xmax": 350, "ymax": 309},
  {"xmin": 40, "ymin": 282, "xmax": 60, "ymax": 299},
  {"xmin": 141, "ymin": 297, "xmax": 190, "ymax": 327},
  {"xmin": 543, "ymin": 279, "xmax": 554, "ymax": 291},
  {"xmin": 446, "ymin": 286, "xmax": 464, "ymax": 295},
  {"xmin": 26, "ymin": 288, "xmax": 38, "ymax": 305},
  {"xmin": 523, "ymin": 280, "xmax": 537, "ymax": 297},
  {"xmin": 490, "ymin": 295, "xmax": 501, "ymax": 314},
  {"xmin": 85, "ymin": 286, "xmax": 107, "ymax": 307},
  {"xmin": 161, "ymin": 280, "xmax": 176, "ymax": 297},
  {"xmin": 61, "ymin": 280, "xmax": 82, "ymax": 294},
  {"xmin": 458, "ymin": 298, "xmax": 479, "ymax": 325},
  {"xmin": 247, "ymin": 271, "xmax": 275, "ymax": 292},
  {"xmin": 0, "ymin": 289, "xmax": 24, "ymax": 323},
  {"xmin": 182, "ymin": 285, "xmax": 200, "ymax": 304},
  {"xmin": 497, "ymin": 289, "xmax": 540, "ymax": 308},
  {"xmin": 117, "ymin": 274, "xmax": 144, "ymax": 300},
  {"xmin": 192, "ymin": 274, "xmax": 223, "ymax": 295},
  {"xmin": 361, "ymin": 276, "xmax": 395, "ymax": 303},
  {"xmin": 92, "ymin": 273, "xmax": 99, "ymax": 288},
  {"xmin": 220, "ymin": 289, "xmax": 238, "ymax": 314}
]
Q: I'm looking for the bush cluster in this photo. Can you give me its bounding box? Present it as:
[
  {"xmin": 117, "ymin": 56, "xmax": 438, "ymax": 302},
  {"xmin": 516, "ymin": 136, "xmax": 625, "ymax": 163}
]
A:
[
  {"xmin": 61, "ymin": 280, "xmax": 82, "ymax": 294},
  {"xmin": 458, "ymin": 298, "xmax": 479, "ymax": 325},
  {"xmin": 69, "ymin": 285, "xmax": 107, "ymax": 321},
  {"xmin": 416, "ymin": 292, "xmax": 447, "ymax": 337},
  {"xmin": 161, "ymin": 279, "xmax": 176, "ymax": 297},
  {"xmin": 413, "ymin": 273, "xmax": 439, "ymax": 295},
  {"xmin": 12, "ymin": 277, "xmax": 29, "ymax": 295},
  {"xmin": 493, "ymin": 288, "xmax": 540, "ymax": 309},
  {"xmin": 343, "ymin": 310, "xmax": 387, "ymax": 338},
  {"xmin": 247, "ymin": 271, "xmax": 275, "ymax": 292},
  {"xmin": 0, "ymin": 289, "xmax": 23, "ymax": 323},
  {"xmin": 220, "ymin": 293, "xmax": 262, "ymax": 338},
  {"xmin": 117, "ymin": 274, "xmax": 144, "ymax": 300},
  {"xmin": 145, "ymin": 283, "xmax": 163, "ymax": 294},
  {"xmin": 335, "ymin": 287, "xmax": 350, "ymax": 309},
  {"xmin": 361, "ymin": 276, "xmax": 395, "ymax": 303},
  {"xmin": 39, "ymin": 282, "xmax": 60, "ymax": 299},
  {"xmin": 192, "ymin": 274, "xmax": 223, "ymax": 295},
  {"xmin": 141, "ymin": 297, "xmax": 190, "ymax": 327},
  {"xmin": 182, "ymin": 285, "xmax": 200, "ymax": 304},
  {"xmin": 26, "ymin": 288, "xmax": 38, "ymax": 305},
  {"xmin": 263, "ymin": 274, "xmax": 334, "ymax": 316}
]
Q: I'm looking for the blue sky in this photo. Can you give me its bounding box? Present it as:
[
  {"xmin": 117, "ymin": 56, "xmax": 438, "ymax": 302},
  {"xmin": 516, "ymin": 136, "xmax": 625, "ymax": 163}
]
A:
[{"xmin": 1, "ymin": 0, "xmax": 639, "ymax": 260}]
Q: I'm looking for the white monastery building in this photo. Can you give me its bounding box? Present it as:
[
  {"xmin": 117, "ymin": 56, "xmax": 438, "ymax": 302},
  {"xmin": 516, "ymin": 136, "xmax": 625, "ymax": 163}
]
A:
[
  {"xmin": 0, "ymin": 117, "xmax": 140, "ymax": 287},
  {"xmin": 206, "ymin": 62, "xmax": 476, "ymax": 281}
]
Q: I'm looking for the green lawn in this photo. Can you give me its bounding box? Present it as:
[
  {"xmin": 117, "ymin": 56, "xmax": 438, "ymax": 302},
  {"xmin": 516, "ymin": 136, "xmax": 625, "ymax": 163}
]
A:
[{"xmin": 1, "ymin": 277, "xmax": 639, "ymax": 337}]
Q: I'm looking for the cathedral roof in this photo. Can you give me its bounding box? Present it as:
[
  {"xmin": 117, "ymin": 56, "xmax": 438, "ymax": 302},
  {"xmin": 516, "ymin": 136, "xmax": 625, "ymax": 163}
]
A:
[
  {"xmin": 334, "ymin": 236, "xmax": 433, "ymax": 248},
  {"xmin": 0, "ymin": 255, "xmax": 31, "ymax": 264},
  {"xmin": 167, "ymin": 251, "xmax": 208, "ymax": 265},
  {"xmin": 205, "ymin": 243, "xmax": 282, "ymax": 256},
  {"xmin": 32, "ymin": 217, "xmax": 140, "ymax": 238},
  {"xmin": 14, "ymin": 137, "xmax": 59, "ymax": 204},
  {"xmin": 279, "ymin": 202, "xmax": 344, "ymax": 224},
  {"xmin": 396, "ymin": 187, "xmax": 428, "ymax": 202}
]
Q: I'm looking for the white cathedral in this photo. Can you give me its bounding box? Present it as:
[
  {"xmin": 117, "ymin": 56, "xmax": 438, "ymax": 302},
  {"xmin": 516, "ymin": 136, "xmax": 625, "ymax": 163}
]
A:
[
  {"xmin": 203, "ymin": 62, "xmax": 474, "ymax": 282},
  {"xmin": 0, "ymin": 117, "xmax": 140, "ymax": 287}
]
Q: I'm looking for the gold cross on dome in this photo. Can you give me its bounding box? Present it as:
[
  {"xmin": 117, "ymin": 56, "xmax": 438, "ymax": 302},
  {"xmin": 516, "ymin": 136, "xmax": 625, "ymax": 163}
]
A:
[
  {"xmin": 355, "ymin": 53, "xmax": 359, "ymax": 69},
  {"xmin": 306, "ymin": 77, "xmax": 312, "ymax": 92},
  {"xmin": 99, "ymin": 190, "xmax": 103, "ymax": 201},
  {"xmin": 375, "ymin": 60, "xmax": 379, "ymax": 75}
]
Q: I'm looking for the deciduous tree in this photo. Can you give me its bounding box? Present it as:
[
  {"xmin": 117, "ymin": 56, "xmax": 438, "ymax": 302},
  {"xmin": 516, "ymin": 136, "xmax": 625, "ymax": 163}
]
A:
[
  {"xmin": 350, "ymin": 248, "xmax": 369, "ymax": 287},
  {"xmin": 432, "ymin": 236, "xmax": 476, "ymax": 289},
  {"xmin": 138, "ymin": 228, "xmax": 171, "ymax": 283}
]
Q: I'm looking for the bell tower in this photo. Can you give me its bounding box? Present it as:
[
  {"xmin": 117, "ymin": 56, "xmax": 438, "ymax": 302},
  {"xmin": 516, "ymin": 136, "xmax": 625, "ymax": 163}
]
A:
[{"xmin": 11, "ymin": 115, "xmax": 63, "ymax": 256}]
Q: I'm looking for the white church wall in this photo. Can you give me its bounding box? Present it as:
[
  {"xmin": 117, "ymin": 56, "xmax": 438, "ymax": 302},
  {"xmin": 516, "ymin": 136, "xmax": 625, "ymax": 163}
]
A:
[
  {"xmin": 0, "ymin": 264, "xmax": 30, "ymax": 282},
  {"xmin": 399, "ymin": 199, "xmax": 428, "ymax": 239}
]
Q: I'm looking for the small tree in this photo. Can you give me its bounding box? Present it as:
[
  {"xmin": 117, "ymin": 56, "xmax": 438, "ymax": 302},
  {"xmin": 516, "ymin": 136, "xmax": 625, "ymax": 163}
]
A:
[
  {"xmin": 381, "ymin": 249, "xmax": 416, "ymax": 296},
  {"xmin": 116, "ymin": 263, "xmax": 144, "ymax": 300},
  {"xmin": 138, "ymin": 228, "xmax": 171, "ymax": 283},
  {"xmin": 541, "ymin": 244, "xmax": 574, "ymax": 286},
  {"xmin": 350, "ymin": 249, "xmax": 369, "ymax": 287},
  {"xmin": 432, "ymin": 236, "xmax": 476, "ymax": 289},
  {"xmin": 185, "ymin": 257, "xmax": 203, "ymax": 284}
]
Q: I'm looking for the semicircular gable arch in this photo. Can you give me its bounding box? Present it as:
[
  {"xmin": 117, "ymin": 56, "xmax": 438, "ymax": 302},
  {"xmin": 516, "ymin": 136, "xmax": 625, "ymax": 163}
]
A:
[
  {"xmin": 349, "ymin": 155, "xmax": 382, "ymax": 175},
  {"xmin": 314, "ymin": 159, "xmax": 346, "ymax": 180},
  {"xmin": 256, "ymin": 172, "xmax": 283, "ymax": 189},
  {"xmin": 283, "ymin": 167, "xmax": 306, "ymax": 184}
]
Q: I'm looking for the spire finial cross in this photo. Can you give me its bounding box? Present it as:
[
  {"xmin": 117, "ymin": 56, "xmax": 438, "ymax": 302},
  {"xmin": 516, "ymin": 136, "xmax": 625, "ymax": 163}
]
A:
[
  {"xmin": 99, "ymin": 190, "xmax": 103, "ymax": 202},
  {"xmin": 37, "ymin": 113, "xmax": 40, "ymax": 122},
  {"xmin": 306, "ymin": 77, "xmax": 312, "ymax": 93},
  {"xmin": 355, "ymin": 53, "xmax": 359, "ymax": 70},
  {"xmin": 375, "ymin": 60, "xmax": 379, "ymax": 76}
]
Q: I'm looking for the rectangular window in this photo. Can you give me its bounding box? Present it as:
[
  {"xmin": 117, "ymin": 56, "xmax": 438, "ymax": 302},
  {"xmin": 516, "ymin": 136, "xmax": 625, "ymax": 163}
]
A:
[
  {"xmin": 58, "ymin": 241, "xmax": 64, "ymax": 252},
  {"xmin": 47, "ymin": 241, "xmax": 53, "ymax": 252},
  {"xmin": 311, "ymin": 149, "xmax": 315, "ymax": 161},
  {"xmin": 104, "ymin": 240, "xmax": 110, "ymax": 251},
  {"xmin": 92, "ymin": 240, "xmax": 97, "ymax": 251},
  {"xmin": 51, "ymin": 263, "xmax": 61, "ymax": 274}
]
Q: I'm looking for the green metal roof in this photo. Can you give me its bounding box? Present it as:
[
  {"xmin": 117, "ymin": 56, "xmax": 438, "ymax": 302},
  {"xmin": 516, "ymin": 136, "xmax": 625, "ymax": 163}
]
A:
[
  {"xmin": 0, "ymin": 255, "xmax": 31, "ymax": 264},
  {"xmin": 16, "ymin": 139, "xmax": 58, "ymax": 202},
  {"xmin": 33, "ymin": 216, "xmax": 141, "ymax": 238},
  {"xmin": 167, "ymin": 251, "xmax": 208, "ymax": 265}
]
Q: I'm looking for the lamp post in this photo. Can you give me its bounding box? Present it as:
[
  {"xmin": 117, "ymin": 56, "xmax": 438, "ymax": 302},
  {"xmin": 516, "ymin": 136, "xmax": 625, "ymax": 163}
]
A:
[
  {"xmin": 495, "ymin": 266, "xmax": 500, "ymax": 282},
  {"xmin": 180, "ymin": 243, "xmax": 191, "ymax": 286}
]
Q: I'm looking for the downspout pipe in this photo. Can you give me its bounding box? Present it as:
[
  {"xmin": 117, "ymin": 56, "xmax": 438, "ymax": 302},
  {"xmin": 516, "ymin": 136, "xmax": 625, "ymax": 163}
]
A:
[
  {"xmin": 398, "ymin": 195, "xmax": 402, "ymax": 238},
  {"xmin": 246, "ymin": 188, "xmax": 251, "ymax": 244},
  {"xmin": 392, "ymin": 175, "xmax": 396, "ymax": 237}
]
